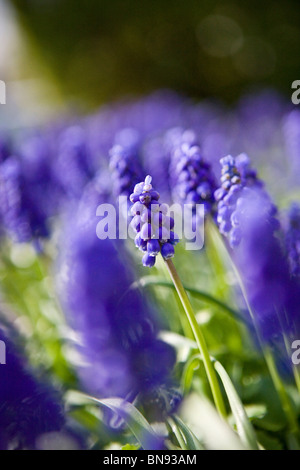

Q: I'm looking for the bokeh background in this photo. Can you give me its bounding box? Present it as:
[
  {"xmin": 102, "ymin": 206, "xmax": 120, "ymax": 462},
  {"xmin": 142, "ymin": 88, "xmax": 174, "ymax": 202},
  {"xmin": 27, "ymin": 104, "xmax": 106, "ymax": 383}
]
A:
[{"xmin": 1, "ymin": 0, "xmax": 300, "ymax": 121}]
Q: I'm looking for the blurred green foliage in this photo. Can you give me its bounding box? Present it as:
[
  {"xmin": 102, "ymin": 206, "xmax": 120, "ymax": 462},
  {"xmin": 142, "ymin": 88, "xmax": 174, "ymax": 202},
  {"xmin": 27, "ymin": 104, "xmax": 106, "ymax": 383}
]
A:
[{"xmin": 11, "ymin": 0, "xmax": 300, "ymax": 107}]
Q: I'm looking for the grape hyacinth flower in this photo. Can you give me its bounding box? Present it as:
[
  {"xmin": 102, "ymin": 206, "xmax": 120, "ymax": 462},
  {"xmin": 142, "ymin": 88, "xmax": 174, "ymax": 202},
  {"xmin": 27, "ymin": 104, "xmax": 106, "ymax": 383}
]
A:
[
  {"xmin": 169, "ymin": 130, "xmax": 217, "ymax": 219},
  {"xmin": 130, "ymin": 175, "xmax": 226, "ymax": 417},
  {"xmin": 0, "ymin": 157, "xmax": 31, "ymax": 242},
  {"xmin": 283, "ymin": 110, "xmax": 300, "ymax": 184},
  {"xmin": 0, "ymin": 135, "xmax": 61, "ymax": 242},
  {"xmin": 233, "ymin": 193, "xmax": 300, "ymax": 343},
  {"xmin": 285, "ymin": 202, "xmax": 300, "ymax": 278},
  {"xmin": 215, "ymin": 154, "xmax": 275, "ymax": 248},
  {"xmin": 0, "ymin": 134, "xmax": 11, "ymax": 163},
  {"xmin": 54, "ymin": 125, "xmax": 95, "ymax": 199},
  {"xmin": 130, "ymin": 175, "xmax": 179, "ymax": 267},
  {"xmin": 109, "ymin": 128, "xmax": 144, "ymax": 197},
  {"xmin": 58, "ymin": 180, "xmax": 176, "ymax": 404},
  {"xmin": 215, "ymin": 155, "xmax": 300, "ymax": 343},
  {"xmin": 0, "ymin": 326, "xmax": 65, "ymax": 450}
]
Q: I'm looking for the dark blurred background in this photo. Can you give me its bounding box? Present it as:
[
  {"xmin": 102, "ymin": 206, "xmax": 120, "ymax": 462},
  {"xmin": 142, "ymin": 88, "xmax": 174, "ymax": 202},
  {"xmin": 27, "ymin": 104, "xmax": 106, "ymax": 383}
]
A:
[{"xmin": 4, "ymin": 0, "xmax": 300, "ymax": 110}]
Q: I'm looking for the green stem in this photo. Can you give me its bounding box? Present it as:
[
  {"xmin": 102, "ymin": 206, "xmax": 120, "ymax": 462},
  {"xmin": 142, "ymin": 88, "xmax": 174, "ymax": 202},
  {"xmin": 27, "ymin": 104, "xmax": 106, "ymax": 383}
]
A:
[
  {"xmin": 134, "ymin": 276, "xmax": 250, "ymax": 326},
  {"xmin": 264, "ymin": 347, "xmax": 298, "ymax": 435},
  {"xmin": 164, "ymin": 258, "xmax": 227, "ymax": 418},
  {"xmin": 167, "ymin": 418, "xmax": 187, "ymax": 450},
  {"xmin": 227, "ymin": 253, "xmax": 299, "ymax": 437}
]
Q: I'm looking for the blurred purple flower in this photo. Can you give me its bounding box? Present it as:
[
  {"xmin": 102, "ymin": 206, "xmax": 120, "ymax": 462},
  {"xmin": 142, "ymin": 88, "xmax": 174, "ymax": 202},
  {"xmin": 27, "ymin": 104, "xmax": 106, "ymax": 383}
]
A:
[
  {"xmin": 58, "ymin": 180, "xmax": 176, "ymax": 400},
  {"xmin": 0, "ymin": 134, "xmax": 61, "ymax": 242},
  {"xmin": 109, "ymin": 128, "xmax": 144, "ymax": 197},
  {"xmin": 233, "ymin": 192, "xmax": 300, "ymax": 343},
  {"xmin": 284, "ymin": 202, "xmax": 300, "ymax": 278},
  {"xmin": 53, "ymin": 125, "xmax": 95, "ymax": 199},
  {"xmin": 283, "ymin": 110, "xmax": 300, "ymax": 185},
  {"xmin": 215, "ymin": 154, "xmax": 274, "ymax": 247},
  {"xmin": 0, "ymin": 134, "xmax": 12, "ymax": 163},
  {"xmin": 0, "ymin": 327, "xmax": 64, "ymax": 450},
  {"xmin": 169, "ymin": 128, "xmax": 217, "ymax": 217}
]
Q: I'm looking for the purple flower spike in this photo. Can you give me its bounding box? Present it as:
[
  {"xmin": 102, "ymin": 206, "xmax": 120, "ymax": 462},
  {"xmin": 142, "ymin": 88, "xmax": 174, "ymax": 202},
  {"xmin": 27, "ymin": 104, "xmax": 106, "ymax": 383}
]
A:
[
  {"xmin": 285, "ymin": 202, "xmax": 300, "ymax": 278},
  {"xmin": 169, "ymin": 130, "xmax": 217, "ymax": 226},
  {"xmin": 0, "ymin": 327, "xmax": 64, "ymax": 449},
  {"xmin": 215, "ymin": 154, "xmax": 272, "ymax": 248},
  {"xmin": 109, "ymin": 129, "xmax": 144, "ymax": 197},
  {"xmin": 129, "ymin": 175, "xmax": 179, "ymax": 267}
]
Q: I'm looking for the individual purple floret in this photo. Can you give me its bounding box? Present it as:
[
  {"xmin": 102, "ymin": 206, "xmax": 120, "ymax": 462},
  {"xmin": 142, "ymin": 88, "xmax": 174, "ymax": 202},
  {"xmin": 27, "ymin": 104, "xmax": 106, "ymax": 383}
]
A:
[
  {"xmin": 129, "ymin": 176, "xmax": 179, "ymax": 267},
  {"xmin": 109, "ymin": 128, "xmax": 144, "ymax": 197},
  {"xmin": 285, "ymin": 202, "xmax": 300, "ymax": 278},
  {"xmin": 169, "ymin": 129, "xmax": 217, "ymax": 218},
  {"xmin": 215, "ymin": 153, "xmax": 276, "ymax": 247}
]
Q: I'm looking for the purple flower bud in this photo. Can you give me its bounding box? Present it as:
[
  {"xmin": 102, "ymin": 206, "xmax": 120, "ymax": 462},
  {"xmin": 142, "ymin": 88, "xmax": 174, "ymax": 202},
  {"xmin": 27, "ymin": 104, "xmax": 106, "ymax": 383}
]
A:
[
  {"xmin": 161, "ymin": 243, "xmax": 175, "ymax": 259},
  {"xmin": 131, "ymin": 215, "xmax": 141, "ymax": 232},
  {"xmin": 131, "ymin": 201, "xmax": 144, "ymax": 216},
  {"xmin": 141, "ymin": 223, "xmax": 153, "ymax": 240},
  {"xmin": 147, "ymin": 239, "xmax": 160, "ymax": 256},
  {"xmin": 155, "ymin": 226, "xmax": 169, "ymax": 240},
  {"xmin": 142, "ymin": 253, "xmax": 156, "ymax": 267}
]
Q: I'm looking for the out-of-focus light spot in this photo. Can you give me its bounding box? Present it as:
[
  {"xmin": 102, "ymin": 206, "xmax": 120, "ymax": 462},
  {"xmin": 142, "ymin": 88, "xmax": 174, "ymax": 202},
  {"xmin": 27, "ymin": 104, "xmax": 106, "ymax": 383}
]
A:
[
  {"xmin": 35, "ymin": 432, "xmax": 81, "ymax": 450},
  {"xmin": 0, "ymin": 0, "xmax": 21, "ymax": 77},
  {"xmin": 197, "ymin": 15, "xmax": 243, "ymax": 58},
  {"xmin": 10, "ymin": 243, "xmax": 36, "ymax": 268},
  {"xmin": 14, "ymin": 315, "xmax": 33, "ymax": 338},
  {"xmin": 232, "ymin": 37, "xmax": 276, "ymax": 79},
  {"xmin": 196, "ymin": 310, "xmax": 212, "ymax": 325}
]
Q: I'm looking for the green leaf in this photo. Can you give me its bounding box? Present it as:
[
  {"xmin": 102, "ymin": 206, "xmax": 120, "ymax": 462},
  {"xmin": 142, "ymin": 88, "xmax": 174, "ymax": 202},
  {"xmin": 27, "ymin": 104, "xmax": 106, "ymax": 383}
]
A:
[
  {"xmin": 171, "ymin": 416, "xmax": 204, "ymax": 450},
  {"xmin": 133, "ymin": 276, "xmax": 249, "ymax": 326},
  {"xmin": 214, "ymin": 361, "xmax": 259, "ymax": 450},
  {"xmin": 181, "ymin": 354, "xmax": 202, "ymax": 392},
  {"xmin": 66, "ymin": 392, "xmax": 162, "ymax": 450},
  {"xmin": 121, "ymin": 444, "xmax": 140, "ymax": 450}
]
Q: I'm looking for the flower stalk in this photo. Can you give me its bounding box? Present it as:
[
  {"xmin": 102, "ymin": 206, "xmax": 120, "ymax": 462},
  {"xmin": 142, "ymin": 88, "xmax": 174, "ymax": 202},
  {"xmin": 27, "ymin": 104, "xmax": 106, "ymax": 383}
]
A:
[{"xmin": 164, "ymin": 257, "xmax": 227, "ymax": 418}]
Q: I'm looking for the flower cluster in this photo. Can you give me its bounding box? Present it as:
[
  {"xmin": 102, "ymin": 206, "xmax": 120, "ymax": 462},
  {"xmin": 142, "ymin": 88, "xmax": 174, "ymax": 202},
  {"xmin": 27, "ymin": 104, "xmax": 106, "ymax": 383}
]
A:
[
  {"xmin": 0, "ymin": 134, "xmax": 62, "ymax": 242},
  {"xmin": 0, "ymin": 326, "xmax": 65, "ymax": 450},
  {"xmin": 54, "ymin": 125, "xmax": 94, "ymax": 199},
  {"xmin": 283, "ymin": 110, "xmax": 300, "ymax": 185},
  {"xmin": 213, "ymin": 154, "xmax": 300, "ymax": 343},
  {"xmin": 285, "ymin": 202, "xmax": 300, "ymax": 278},
  {"xmin": 169, "ymin": 129, "xmax": 217, "ymax": 217},
  {"xmin": 58, "ymin": 180, "xmax": 176, "ymax": 401},
  {"xmin": 130, "ymin": 175, "xmax": 179, "ymax": 267},
  {"xmin": 215, "ymin": 154, "xmax": 276, "ymax": 247},
  {"xmin": 109, "ymin": 128, "xmax": 144, "ymax": 197},
  {"xmin": 233, "ymin": 197, "xmax": 300, "ymax": 343}
]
